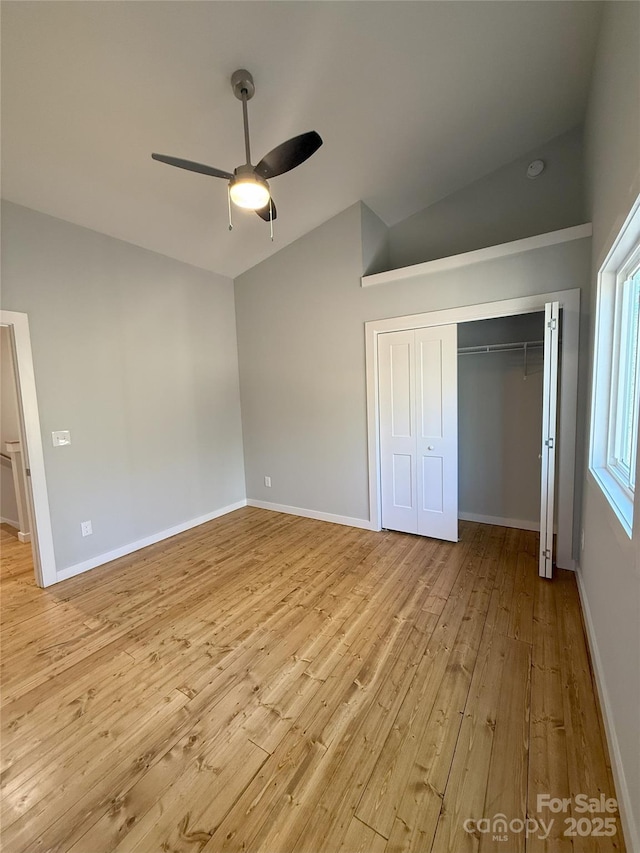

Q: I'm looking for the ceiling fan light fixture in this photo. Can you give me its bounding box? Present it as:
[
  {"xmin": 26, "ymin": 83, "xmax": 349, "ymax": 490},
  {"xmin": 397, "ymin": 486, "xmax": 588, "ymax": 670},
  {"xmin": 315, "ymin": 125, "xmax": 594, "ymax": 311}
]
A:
[
  {"xmin": 152, "ymin": 70, "xmax": 322, "ymax": 228},
  {"xmin": 229, "ymin": 173, "xmax": 270, "ymax": 210}
]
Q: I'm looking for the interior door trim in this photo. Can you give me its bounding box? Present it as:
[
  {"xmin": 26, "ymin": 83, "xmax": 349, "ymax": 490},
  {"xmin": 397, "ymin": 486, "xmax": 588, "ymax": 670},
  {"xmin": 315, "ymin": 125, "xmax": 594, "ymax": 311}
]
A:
[
  {"xmin": 1, "ymin": 310, "xmax": 56, "ymax": 587},
  {"xmin": 539, "ymin": 301, "xmax": 560, "ymax": 578}
]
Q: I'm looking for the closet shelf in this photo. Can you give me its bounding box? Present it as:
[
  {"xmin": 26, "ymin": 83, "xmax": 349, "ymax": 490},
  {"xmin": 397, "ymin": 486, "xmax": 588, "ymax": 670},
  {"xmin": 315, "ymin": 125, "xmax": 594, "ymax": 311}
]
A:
[
  {"xmin": 458, "ymin": 340, "xmax": 544, "ymax": 355},
  {"xmin": 361, "ymin": 223, "xmax": 592, "ymax": 288}
]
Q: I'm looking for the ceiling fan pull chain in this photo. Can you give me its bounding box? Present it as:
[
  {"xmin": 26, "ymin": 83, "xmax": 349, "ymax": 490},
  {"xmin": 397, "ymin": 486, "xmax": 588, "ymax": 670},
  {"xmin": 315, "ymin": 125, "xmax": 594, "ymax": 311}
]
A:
[
  {"xmin": 270, "ymin": 199, "xmax": 274, "ymax": 241},
  {"xmin": 227, "ymin": 185, "xmax": 233, "ymax": 231}
]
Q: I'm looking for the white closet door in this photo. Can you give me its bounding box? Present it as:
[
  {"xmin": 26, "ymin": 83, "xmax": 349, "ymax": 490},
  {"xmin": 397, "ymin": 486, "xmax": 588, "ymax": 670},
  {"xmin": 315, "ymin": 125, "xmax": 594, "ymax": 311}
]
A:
[
  {"xmin": 379, "ymin": 325, "xmax": 458, "ymax": 541},
  {"xmin": 415, "ymin": 325, "xmax": 458, "ymax": 541},
  {"xmin": 379, "ymin": 330, "xmax": 418, "ymax": 534},
  {"xmin": 539, "ymin": 302, "xmax": 560, "ymax": 578}
]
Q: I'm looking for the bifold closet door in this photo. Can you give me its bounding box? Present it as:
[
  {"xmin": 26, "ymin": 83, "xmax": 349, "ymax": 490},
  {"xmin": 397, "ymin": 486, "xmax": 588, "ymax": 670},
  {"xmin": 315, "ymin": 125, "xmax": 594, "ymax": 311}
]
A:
[
  {"xmin": 539, "ymin": 301, "xmax": 560, "ymax": 578},
  {"xmin": 378, "ymin": 325, "xmax": 458, "ymax": 541}
]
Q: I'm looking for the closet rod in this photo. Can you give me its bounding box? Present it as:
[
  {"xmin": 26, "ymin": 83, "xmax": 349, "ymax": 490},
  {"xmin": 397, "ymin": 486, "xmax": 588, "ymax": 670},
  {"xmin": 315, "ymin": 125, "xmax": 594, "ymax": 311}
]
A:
[{"xmin": 458, "ymin": 339, "xmax": 544, "ymax": 355}]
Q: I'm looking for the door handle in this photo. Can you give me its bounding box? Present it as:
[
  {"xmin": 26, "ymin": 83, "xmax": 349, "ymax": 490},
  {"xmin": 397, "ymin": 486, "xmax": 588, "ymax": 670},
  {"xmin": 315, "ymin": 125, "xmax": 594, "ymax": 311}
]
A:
[{"xmin": 427, "ymin": 445, "xmax": 434, "ymax": 451}]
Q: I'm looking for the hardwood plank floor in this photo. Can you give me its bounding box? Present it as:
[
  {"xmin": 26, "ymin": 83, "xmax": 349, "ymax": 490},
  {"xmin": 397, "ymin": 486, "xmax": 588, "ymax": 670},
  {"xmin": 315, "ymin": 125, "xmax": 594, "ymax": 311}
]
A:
[{"xmin": 0, "ymin": 510, "xmax": 626, "ymax": 852}]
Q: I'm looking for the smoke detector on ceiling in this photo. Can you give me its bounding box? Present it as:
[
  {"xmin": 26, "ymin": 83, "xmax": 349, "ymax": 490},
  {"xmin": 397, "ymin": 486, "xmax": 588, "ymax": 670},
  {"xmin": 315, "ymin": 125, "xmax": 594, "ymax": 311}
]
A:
[{"xmin": 527, "ymin": 159, "xmax": 545, "ymax": 179}]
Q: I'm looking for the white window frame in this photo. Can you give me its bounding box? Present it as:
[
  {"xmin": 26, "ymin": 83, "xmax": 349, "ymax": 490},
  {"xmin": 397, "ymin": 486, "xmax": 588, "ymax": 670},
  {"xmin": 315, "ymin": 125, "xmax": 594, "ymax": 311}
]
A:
[{"xmin": 590, "ymin": 196, "xmax": 640, "ymax": 538}]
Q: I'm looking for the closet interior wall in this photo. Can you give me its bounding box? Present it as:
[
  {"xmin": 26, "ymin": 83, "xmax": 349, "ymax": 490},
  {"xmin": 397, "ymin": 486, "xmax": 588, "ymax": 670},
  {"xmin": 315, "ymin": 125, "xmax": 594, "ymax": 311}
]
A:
[{"xmin": 458, "ymin": 312, "xmax": 545, "ymax": 529}]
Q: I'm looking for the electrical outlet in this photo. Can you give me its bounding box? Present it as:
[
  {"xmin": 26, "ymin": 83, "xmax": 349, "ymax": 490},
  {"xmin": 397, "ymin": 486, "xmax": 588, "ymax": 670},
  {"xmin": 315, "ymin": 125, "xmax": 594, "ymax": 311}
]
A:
[
  {"xmin": 264, "ymin": 476, "xmax": 271, "ymax": 488},
  {"xmin": 81, "ymin": 520, "xmax": 92, "ymax": 537}
]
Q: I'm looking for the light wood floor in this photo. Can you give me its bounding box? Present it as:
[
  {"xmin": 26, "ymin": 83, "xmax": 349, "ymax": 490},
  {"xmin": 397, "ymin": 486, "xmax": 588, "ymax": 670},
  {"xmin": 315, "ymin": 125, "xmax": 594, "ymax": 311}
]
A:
[{"xmin": 0, "ymin": 509, "xmax": 625, "ymax": 852}]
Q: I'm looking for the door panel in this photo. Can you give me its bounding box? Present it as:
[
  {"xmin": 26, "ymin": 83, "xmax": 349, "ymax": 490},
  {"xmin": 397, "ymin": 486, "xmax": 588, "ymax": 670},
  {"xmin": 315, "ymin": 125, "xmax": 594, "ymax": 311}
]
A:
[
  {"xmin": 379, "ymin": 331, "xmax": 417, "ymax": 533},
  {"xmin": 390, "ymin": 342, "xmax": 413, "ymax": 437},
  {"xmin": 417, "ymin": 338, "xmax": 444, "ymax": 437},
  {"xmin": 379, "ymin": 325, "xmax": 458, "ymax": 541},
  {"xmin": 392, "ymin": 454, "xmax": 413, "ymax": 508},
  {"xmin": 415, "ymin": 326, "xmax": 458, "ymax": 541},
  {"xmin": 421, "ymin": 456, "xmax": 444, "ymax": 512},
  {"xmin": 539, "ymin": 302, "xmax": 560, "ymax": 578}
]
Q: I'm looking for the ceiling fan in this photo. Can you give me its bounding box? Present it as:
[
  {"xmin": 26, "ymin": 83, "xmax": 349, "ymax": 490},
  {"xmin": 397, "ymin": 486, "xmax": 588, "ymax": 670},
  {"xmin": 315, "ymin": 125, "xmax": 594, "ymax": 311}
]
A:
[{"xmin": 152, "ymin": 69, "xmax": 323, "ymax": 225}]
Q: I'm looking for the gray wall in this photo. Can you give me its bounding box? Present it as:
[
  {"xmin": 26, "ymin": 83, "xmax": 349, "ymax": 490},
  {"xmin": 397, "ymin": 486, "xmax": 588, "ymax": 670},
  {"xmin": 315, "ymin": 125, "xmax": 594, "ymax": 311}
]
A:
[
  {"xmin": 458, "ymin": 314, "xmax": 544, "ymax": 525},
  {"xmin": 581, "ymin": 2, "xmax": 640, "ymax": 847},
  {"xmin": 388, "ymin": 126, "xmax": 587, "ymax": 271},
  {"xmin": 236, "ymin": 205, "xmax": 367, "ymax": 521},
  {"xmin": 1, "ymin": 201, "xmax": 245, "ymax": 572},
  {"xmin": 235, "ymin": 202, "xmax": 590, "ymax": 526}
]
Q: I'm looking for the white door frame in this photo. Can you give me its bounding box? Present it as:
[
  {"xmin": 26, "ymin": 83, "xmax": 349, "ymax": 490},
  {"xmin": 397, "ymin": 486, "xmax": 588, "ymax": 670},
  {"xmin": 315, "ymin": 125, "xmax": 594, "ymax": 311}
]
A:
[
  {"xmin": 539, "ymin": 301, "xmax": 561, "ymax": 578},
  {"xmin": 365, "ymin": 288, "xmax": 581, "ymax": 570},
  {"xmin": 1, "ymin": 311, "xmax": 56, "ymax": 587}
]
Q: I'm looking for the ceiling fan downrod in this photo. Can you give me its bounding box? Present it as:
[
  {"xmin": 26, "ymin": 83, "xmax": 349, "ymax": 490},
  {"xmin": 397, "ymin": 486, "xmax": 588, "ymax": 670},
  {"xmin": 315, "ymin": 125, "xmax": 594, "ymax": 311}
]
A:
[{"xmin": 231, "ymin": 69, "xmax": 255, "ymax": 167}]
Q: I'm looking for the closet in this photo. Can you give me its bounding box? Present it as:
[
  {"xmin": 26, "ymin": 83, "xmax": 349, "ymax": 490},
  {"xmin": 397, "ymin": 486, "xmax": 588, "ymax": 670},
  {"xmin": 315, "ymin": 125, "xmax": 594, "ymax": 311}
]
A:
[{"xmin": 377, "ymin": 303, "xmax": 561, "ymax": 577}]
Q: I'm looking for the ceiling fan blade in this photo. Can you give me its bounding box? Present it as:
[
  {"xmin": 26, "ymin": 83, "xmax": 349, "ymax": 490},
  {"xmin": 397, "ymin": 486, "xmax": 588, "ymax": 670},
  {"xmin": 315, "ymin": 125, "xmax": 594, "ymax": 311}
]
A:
[
  {"xmin": 255, "ymin": 199, "xmax": 277, "ymax": 222},
  {"xmin": 151, "ymin": 153, "xmax": 233, "ymax": 180},
  {"xmin": 255, "ymin": 131, "xmax": 322, "ymax": 180}
]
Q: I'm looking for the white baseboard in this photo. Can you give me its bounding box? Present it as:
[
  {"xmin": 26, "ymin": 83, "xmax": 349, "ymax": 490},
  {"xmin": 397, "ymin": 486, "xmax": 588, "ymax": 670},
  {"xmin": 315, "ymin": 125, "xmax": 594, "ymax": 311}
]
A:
[
  {"xmin": 0, "ymin": 516, "xmax": 31, "ymax": 543},
  {"xmin": 1, "ymin": 517, "xmax": 31, "ymax": 542},
  {"xmin": 458, "ymin": 511, "xmax": 540, "ymax": 532},
  {"xmin": 574, "ymin": 565, "xmax": 638, "ymax": 853},
  {"xmin": 56, "ymin": 500, "xmax": 247, "ymax": 583},
  {"xmin": 247, "ymin": 499, "xmax": 373, "ymax": 531}
]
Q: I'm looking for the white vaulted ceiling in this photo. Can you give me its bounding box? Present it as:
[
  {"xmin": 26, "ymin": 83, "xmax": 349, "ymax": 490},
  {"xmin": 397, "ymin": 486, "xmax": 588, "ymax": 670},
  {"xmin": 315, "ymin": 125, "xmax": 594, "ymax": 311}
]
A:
[{"xmin": 1, "ymin": 1, "xmax": 601, "ymax": 278}]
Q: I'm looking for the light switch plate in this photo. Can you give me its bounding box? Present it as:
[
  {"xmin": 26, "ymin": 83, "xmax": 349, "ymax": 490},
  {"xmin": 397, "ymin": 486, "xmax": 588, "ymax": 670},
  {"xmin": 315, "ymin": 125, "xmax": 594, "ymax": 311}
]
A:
[{"xmin": 52, "ymin": 430, "xmax": 71, "ymax": 447}]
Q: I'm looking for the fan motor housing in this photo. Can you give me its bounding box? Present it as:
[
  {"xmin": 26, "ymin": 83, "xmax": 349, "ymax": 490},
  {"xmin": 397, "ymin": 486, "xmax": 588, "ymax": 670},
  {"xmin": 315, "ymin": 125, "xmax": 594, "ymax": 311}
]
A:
[{"xmin": 233, "ymin": 163, "xmax": 261, "ymax": 179}]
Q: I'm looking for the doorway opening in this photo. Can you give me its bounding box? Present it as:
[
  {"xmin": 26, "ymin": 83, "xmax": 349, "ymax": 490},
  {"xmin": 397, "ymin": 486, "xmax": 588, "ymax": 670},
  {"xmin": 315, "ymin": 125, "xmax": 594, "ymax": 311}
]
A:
[
  {"xmin": 457, "ymin": 311, "xmax": 547, "ymax": 530},
  {"xmin": 0, "ymin": 311, "xmax": 56, "ymax": 587}
]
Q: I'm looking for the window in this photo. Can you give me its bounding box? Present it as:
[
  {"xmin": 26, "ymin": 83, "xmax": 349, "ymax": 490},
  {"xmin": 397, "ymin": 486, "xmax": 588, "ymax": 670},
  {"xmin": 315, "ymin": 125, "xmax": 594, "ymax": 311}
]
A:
[{"xmin": 590, "ymin": 199, "xmax": 640, "ymax": 536}]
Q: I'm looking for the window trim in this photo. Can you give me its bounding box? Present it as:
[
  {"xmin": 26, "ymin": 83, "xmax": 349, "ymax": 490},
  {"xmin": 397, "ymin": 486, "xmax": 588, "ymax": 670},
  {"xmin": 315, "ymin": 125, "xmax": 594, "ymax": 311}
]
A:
[
  {"xmin": 590, "ymin": 197, "xmax": 640, "ymax": 538},
  {"xmin": 608, "ymin": 250, "xmax": 640, "ymax": 492}
]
